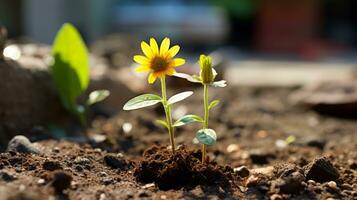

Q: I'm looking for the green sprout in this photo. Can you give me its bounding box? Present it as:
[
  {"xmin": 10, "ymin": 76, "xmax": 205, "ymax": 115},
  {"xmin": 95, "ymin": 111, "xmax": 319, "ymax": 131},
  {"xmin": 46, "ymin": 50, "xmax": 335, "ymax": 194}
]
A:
[
  {"xmin": 51, "ymin": 23, "xmax": 109, "ymax": 131},
  {"xmin": 174, "ymin": 54, "xmax": 227, "ymax": 163},
  {"xmin": 123, "ymin": 37, "xmax": 193, "ymax": 154}
]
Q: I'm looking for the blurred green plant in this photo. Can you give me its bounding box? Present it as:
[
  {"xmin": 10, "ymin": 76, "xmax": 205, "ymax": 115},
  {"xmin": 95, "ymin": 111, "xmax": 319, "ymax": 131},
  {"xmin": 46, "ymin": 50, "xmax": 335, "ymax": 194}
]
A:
[{"xmin": 51, "ymin": 23, "xmax": 109, "ymax": 131}]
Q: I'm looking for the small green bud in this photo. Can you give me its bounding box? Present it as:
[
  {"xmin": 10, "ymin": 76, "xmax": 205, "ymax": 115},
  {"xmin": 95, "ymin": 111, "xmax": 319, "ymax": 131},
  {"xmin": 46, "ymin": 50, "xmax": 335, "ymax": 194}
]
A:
[{"xmin": 199, "ymin": 54, "xmax": 215, "ymax": 84}]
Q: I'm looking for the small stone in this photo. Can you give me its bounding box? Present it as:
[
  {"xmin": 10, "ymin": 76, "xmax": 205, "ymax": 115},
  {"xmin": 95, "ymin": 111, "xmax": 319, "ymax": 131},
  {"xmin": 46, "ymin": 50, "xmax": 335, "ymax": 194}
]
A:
[
  {"xmin": 275, "ymin": 140, "xmax": 287, "ymax": 149},
  {"xmin": 234, "ymin": 166, "xmax": 250, "ymax": 177},
  {"xmin": 326, "ymin": 181, "xmax": 338, "ymax": 191},
  {"xmin": 226, "ymin": 144, "xmax": 239, "ymax": 153},
  {"xmin": 52, "ymin": 147, "xmax": 60, "ymax": 153},
  {"xmin": 43, "ymin": 160, "xmax": 62, "ymax": 171},
  {"xmin": 99, "ymin": 193, "xmax": 106, "ymax": 200},
  {"xmin": 304, "ymin": 157, "xmax": 339, "ymax": 183},
  {"xmin": 246, "ymin": 175, "xmax": 260, "ymax": 187},
  {"xmin": 0, "ymin": 171, "xmax": 16, "ymax": 182},
  {"xmin": 160, "ymin": 195, "xmax": 167, "ymax": 199},
  {"xmin": 251, "ymin": 166, "xmax": 274, "ymax": 177},
  {"xmin": 270, "ymin": 194, "xmax": 283, "ymax": 200},
  {"xmin": 74, "ymin": 157, "xmax": 91, "ymax": 165},
  {"xmin": 102, "ymin": 177, "xmax": 114, "ymax": 185},
  {"xmin": 37, "ymin": 179, "xmax": 45, "ymax": 185},
  {"xmin": 6, "ymin": 135, "xmax": 40, "ymax": 154},
  {"xmin": 51, "ymin": 171, "xmax": 72, "ymax": 193},
  {"xmin": 19, "ymin": 184, "xmax": 26, "ymax": 192},
  {"xmin": 274, "ymin": 172, "xmax": 305, "ymax": 194},
  {"xmin": 99, "ymin": 172, "xmax": 108, "ymax": 177},
  {"xmin": 142, "ymin": 183, "xmax": 155, "ymax": 189},
  {"xmin": 104, "ymin": 154, "xmax": 129, "ymax": 170},
  {"xmin": 122, "ymin": 122, "xmax": 133, "ymax": 134}
]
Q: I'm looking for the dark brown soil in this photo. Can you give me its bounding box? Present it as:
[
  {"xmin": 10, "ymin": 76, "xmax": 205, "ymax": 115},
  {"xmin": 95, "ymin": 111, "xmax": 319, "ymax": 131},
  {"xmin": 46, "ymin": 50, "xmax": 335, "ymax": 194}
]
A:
[
  {"xmin": 0, "ymin": 86, "xmax": 356, "ymax": 200},
  {"xmin": 134, "ymin": 145, "xmax": 237, "ymax": 192}
]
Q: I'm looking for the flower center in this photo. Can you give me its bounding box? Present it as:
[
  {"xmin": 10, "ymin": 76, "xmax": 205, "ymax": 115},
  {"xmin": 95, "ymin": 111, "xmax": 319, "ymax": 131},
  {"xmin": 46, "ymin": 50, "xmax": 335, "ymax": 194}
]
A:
[{"xmin": 151, "ymin": 56, "xmax": 169, "ymax": 72}]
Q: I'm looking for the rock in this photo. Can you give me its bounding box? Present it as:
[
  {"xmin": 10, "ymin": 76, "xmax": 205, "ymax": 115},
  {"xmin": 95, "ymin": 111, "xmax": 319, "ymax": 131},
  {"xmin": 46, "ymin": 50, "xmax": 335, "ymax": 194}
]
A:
[
  {"xmin": 43, "ymin": 160, "xmax": 62, "ymax": 171},
  {"xmin": 0, "ymin": 43, "xmax": 135, "ymax": 142},
  {"xmin": 0, "ymin": 171, "xmax": 16, "ymax": 182},
  {"xmin": 304, "ymin": 157, "xmax": 339, "ymax": 183},
  {"xmin": 325, "ymin": 181, "xmax": 338, "ymax": 192},
  {"xmin": 251, "ymin": 166, "xmax": 274, "ymax": 177},
  {"xmin": 51, "ymin": 171, "xmax": 72, "ymax": 193},
  {"xmin": 270, "ymin": 194, "xmax": 283, "ymax": 200},
  {"xmin": 249, "ymin": 149, "xmax": 276, "ymax": 164},
  {"xmin": 104, "ymin": 154, "xmax": 130, "ymax": 170},
  {"xmin": 298, "ymin": 136, "xmax": 326, "ymax": 150},
  {"xmin": 234, "ymin": 166, "xmax": 250, "ymax": 178},
  {"xmin": 273, "ymin": 172, "xmax": 305, "ymax": 194},
  {"xmin": 6, "ymin": 135, "xmax": 40, "ymax": 154}
]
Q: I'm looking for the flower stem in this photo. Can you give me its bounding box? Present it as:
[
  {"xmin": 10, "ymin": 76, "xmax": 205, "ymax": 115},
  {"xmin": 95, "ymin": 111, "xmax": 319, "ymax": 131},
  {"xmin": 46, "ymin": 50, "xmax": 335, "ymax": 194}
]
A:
[
  {"xmin": 160, "ymin": 77, "xmax": 175, "ymax": 154},
  {"xmin": 202, "ymin": 83, "xmax": 209, "ymax": 163}
]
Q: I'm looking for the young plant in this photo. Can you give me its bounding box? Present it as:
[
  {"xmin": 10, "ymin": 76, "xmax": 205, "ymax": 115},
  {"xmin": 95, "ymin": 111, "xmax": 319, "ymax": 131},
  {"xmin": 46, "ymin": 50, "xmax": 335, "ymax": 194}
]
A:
[
  {"xmin": 174, "ymin": 55, "xmax": 227, "ymax": 163},
  {"xmin": 51, "ymin": 23, "xmax": 110, "ymax": 131},
  {"xmin": 123, "ymin": 37, "xmax": 192, "ymax": 154}
]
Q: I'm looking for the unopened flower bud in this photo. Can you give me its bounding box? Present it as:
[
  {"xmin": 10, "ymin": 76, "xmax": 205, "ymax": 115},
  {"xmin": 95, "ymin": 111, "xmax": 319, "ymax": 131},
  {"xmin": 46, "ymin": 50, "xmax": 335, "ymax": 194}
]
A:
[{"xmin": 199, "ymin": 54, "xmax": 215, "ymax": 84}]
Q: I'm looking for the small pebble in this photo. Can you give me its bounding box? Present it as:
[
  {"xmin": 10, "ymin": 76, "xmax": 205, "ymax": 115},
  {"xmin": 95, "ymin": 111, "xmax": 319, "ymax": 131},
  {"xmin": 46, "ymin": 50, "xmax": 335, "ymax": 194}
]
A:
[
  {"xmin": 19, "ymin": 184, "xmax": 26, "ymax": 192},
  {"xmin": 270, "ymin": 194, "xmax": 283, "ymax": 200},
  {"xmin": 226, "ymin": 144, "xmax": 239, "ymax": 153},
  {"xmin": 99, "ymin": 193, "xmax": 106, "ymax": 200},
  {"xmin": 160, "ymin": 195, "xmax": 167, "ymax": 199},
  {"xmin": 122, "ymin": 122, "xmax": 133, "ymax": 134},
  {"xmin": 142, "ymin": 183, "xmax": 155, "ymax": 189},
  {"xmin": 246, "ymin": 175, "xmax": 260, "ymax": 187},
  {"xmin": 234, "ymin": 166, "xmax": 250, "ymax": 177},
  {"xmin": 7, "ymin": 135, "xmax": 40, "ymax": 154},
  {"xmin": 37, "ymin": 179, "xmax": 45, "ymax": 185},
  {"xmin": 326, "ymin": 181, "xmax": 338, "ymax": 191},
  {"xmin": 51, "ymin": 171, "xmax": 72, "ymax": 193}
]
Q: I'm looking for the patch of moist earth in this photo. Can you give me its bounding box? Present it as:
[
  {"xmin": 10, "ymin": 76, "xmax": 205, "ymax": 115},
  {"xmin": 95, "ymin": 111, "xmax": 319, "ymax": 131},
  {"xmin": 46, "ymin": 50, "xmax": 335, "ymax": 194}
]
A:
[
  {"xmin": 134, "ymin": 145, "xmax": 239, "ymax": 192},
  {"xmin": 0, "ymin": 86, "xmax": 356, "ymax": 199}
]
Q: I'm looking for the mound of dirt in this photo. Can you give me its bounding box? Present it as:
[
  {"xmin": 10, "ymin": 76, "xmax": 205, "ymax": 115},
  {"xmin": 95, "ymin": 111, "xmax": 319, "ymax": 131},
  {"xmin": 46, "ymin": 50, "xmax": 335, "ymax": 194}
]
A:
[{"xmin": 134, "ymin": 145, "xmax": 236, "ymax": 191}]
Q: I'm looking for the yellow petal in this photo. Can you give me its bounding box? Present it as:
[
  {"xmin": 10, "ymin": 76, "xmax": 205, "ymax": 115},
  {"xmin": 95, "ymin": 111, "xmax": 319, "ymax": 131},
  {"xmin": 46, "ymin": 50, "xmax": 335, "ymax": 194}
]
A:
[
  {"xmin": 148, "ymin": 73, "xmax": 157, "ymax": 84},
  {"xmin": 135, "ymin": 65, "xmax": 150, "ymax": 72},
  {"xmin": 166, "ymin": 67, "xmax": 176, "ymax": 76},
  {"xmin": 141, "ymin": 41, "xmax": 152, "ymax": 58},
  {"xmin": 160, "ymin": 37, "xmax": 170, "ymax": 56},
  {"xmin": 172, "ymin": 58, "xmax": 185, "ymax": 67},
  {"xmin": 133, "ymin": 55, "xmax": 149, "ymax": 65},
  {"xmin": 166, "ymin": 45, "xmax": 180, "ymax": 58},
  {"xmin": 150, "ymin": 38, "xmax": 159, "ymax": 55}
]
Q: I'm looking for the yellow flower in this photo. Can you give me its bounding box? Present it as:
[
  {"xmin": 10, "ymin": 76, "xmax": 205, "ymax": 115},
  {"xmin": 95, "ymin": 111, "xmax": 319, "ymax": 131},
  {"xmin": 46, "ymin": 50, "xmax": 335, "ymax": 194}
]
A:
[{"xmin": 133, "ymin": 37, "xmax": 185, "ymax": 84}]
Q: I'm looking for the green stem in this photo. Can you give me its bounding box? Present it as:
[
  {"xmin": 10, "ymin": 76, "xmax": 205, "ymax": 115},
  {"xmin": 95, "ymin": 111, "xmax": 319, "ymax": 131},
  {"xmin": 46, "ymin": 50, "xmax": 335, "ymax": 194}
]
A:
[
  {"xmin": 202, "ymin": 84, "xmax": 209, "ymax": 163},
  {"xmin": 160, "ymin": 77, "xmax": 175, "ymax": 154}
]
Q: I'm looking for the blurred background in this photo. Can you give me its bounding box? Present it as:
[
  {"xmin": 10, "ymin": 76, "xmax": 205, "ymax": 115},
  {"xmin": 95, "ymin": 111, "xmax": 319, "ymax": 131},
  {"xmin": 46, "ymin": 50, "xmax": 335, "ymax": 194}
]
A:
[{"xmin": 1, "ymin": 0, "xmax": 357, "ymax": 60}]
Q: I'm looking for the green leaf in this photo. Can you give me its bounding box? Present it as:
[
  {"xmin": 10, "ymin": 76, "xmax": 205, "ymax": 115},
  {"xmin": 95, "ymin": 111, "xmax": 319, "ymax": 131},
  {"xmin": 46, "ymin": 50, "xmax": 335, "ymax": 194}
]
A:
[
  {"xmin": 196, "ymin": 129, "xmax": 217, "ymax": 145},
  {"xmin": 173, "ymin": 115, "xmax": 203, "ymax": 127},
  {"xmin": 208, "ymin": 100, "xmax": 220, "ymax": 110},
  {"xmin": 156, "ymin": 119, "xmax": 169, "ymax": 129},
  {"xmin": 123, "ymin": 94, "xmax": 161, "ymax": 110},
  {"xmin": 173, "ymin": 73, "xmax": 201, "ymax": 83},
  {"xmin": 168, "ymin": 91, "xmax": 193, "ymax": 105},
  {"xmin": 51, "ymin": 23, "xmax": 89, "ymax": 112},
  {"xmin": 87, "ymin": 90, "xmax": 110, "ymax": 105},
  {"xmin": 211, "ymin": 80, "xmax": 227, "ymax": 88}
]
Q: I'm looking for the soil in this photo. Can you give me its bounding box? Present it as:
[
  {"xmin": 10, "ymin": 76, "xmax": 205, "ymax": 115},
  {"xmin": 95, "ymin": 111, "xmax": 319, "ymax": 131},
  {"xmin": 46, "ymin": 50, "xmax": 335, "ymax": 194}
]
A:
[{"xmin": 0, "ymin": 86, "xmax": 356, "ymax": 200}]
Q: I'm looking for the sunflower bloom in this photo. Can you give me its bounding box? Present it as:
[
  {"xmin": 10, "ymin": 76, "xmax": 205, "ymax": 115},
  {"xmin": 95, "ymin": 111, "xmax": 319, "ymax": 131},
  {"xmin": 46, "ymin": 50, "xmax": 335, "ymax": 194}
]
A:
[{"xmin": 133, "ymin": 37, "xmax": 185, "ymax": 84}]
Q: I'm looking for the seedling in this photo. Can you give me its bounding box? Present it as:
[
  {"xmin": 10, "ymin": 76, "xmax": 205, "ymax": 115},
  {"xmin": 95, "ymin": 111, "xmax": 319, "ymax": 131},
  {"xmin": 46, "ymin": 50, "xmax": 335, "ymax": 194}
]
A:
[
  {"xmin": 174, "ymin": 55, "xmax": 227, "ymax": 163},
  {"xmin": 123, "ymin": 37, "xmax": 193, "ymax": 154},
  {"xmin": 51, "ymin": 23, "xmax": 110, "ymax": 131}
]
